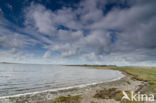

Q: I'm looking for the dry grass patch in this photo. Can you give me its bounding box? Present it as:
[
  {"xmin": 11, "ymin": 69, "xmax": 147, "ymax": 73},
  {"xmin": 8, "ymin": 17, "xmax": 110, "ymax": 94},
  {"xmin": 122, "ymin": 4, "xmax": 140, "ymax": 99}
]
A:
[
  {"xmin": 53, "ymin": 95, "xmax": 81, "ymax": 103},
  {"xmin": 94, "ymin": 88, "xmax": 141, "ymax": 103}
]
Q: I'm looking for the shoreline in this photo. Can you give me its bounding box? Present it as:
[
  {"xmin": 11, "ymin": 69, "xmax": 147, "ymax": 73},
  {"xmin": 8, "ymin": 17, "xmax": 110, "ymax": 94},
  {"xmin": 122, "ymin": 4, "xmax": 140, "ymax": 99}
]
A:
[
  {"xmin": 0, "ymin": 71, "xmax": 124, "ymax": 103},
  {"xmin": 0, "ymin": 71, "xmax": 145, "ymax": 103}
]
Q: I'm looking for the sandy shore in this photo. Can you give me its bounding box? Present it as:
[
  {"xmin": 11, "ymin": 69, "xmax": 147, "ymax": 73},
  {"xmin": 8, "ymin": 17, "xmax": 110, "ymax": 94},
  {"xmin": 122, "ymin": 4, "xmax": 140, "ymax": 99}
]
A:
[{"xmin": 0, "ymin": 71, "xmax": 145, "ymax": 103}]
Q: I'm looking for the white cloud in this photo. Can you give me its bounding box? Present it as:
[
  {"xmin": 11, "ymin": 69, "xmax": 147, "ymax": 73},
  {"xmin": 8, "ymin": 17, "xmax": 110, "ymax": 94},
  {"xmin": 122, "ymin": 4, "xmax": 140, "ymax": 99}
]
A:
[
  {"xmin": 0, "ymin": 25, "xmax": 38, "ymax": 49},
  {"xmin": 80, "ymin": 48, "xmax": 156, "ymax": 66},
  {"xmin": 0, "ymin": 48, "xmax": 34, "ymax": 63},
  {"xmin": 25, "ymin": 3, "xmax": 56, "ymax": 35},
  {"xmin": 43, "ymin": 50, "xmax": 51, "ymax": 58}
]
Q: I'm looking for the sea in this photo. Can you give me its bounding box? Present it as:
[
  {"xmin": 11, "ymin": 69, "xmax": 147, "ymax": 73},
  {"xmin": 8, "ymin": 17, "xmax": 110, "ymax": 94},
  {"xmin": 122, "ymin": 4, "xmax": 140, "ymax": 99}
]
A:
[{"xmin": 0, "ymin": 63, "xmax": 124, "ymax": 97}]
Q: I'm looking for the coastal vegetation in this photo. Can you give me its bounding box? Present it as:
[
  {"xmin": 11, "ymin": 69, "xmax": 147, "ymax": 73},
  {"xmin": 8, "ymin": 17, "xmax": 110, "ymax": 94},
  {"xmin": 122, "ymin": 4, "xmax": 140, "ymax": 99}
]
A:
[
  {"xmin": 94, "ymin": 88, "xmax": 141, "ymax": 103},
  {"xmin": 53, "ymin": 95, "xmax": 82, "ymax": 103}
]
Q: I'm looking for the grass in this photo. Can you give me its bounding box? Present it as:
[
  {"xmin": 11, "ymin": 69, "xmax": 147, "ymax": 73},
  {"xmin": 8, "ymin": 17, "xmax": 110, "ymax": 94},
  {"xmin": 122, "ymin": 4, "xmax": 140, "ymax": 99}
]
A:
[
  {"xmin": 94, "ymin": 88, "xmax": 141, "ymax": 103},
  {"xmin": 94, "ymin": 88, "xmax": 119, "ymax": 99},
  {"xmin": 103, "ymin": 66, "xmax": 156, "ymax": 92},
  {"xmin": 53, "ymin": 95, "xmax": 81, "ymax": 103},
  {"xmin": 120, "ymin": 67, "xmax": 156, "ymax": 89}
]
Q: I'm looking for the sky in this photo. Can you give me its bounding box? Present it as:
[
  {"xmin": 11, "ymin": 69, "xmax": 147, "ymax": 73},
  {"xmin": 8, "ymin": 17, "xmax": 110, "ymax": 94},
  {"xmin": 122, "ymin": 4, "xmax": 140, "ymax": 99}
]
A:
[{"xmin": 0, "ymin": 0, "xmax": 156, "ymax": 66}]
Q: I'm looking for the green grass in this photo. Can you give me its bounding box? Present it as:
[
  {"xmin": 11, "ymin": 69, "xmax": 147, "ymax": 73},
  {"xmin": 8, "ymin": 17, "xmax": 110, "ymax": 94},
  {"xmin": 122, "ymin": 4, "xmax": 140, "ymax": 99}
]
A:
[
  {"xmin": 53, "ymin": 95, "xmax": 81, "ymax": 103},
  {"xmin": 111, "ymin": 66, "xmax": 156, "ymax": 92}
]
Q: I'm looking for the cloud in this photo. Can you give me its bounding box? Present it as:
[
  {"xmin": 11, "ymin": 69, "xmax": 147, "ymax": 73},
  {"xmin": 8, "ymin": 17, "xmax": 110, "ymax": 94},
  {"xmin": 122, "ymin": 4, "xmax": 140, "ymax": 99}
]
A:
[
  {"xmin": 0, "ymin": 12, "xmax": 40, "ymax": 63},
  {"xmin": 91, "ymin": 1, "xmax": 156, "ymax": 50},
  {"xmin": 0, "ymin": 20, "xmax": 38, "ymax": 49},
  {"xmin": 0, "ymin": 0, "xmax": 156, "ymax": 65},
  {"xmin": 0, "ymin": 48, "xmax": 34, "ymax": 63},
  {"xmin": 81, "ymin": 48, "xmax": 156, "ymax": 66},
  {"xmin": 24, "ymin": 3, "xmax": 56, "ymax": 35},
  {"xmin": 43, "ymin": 50, "xmax": 51, "ymax": 58},
  {"xmin": 22, "ymin": 0, "xmax": 156, "ymax": 65}
]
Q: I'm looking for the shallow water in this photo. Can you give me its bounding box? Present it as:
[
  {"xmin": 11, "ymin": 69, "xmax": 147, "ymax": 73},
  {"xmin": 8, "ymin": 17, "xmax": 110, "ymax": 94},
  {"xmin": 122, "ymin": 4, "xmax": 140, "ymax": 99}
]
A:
[{"xmin": 0, "ymin": 63, "xmax": 124, "ymax": 97}]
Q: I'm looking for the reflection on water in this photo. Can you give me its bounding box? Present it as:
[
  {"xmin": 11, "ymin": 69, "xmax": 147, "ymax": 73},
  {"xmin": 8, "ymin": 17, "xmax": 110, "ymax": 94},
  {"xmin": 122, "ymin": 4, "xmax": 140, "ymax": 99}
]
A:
[{"xmin": 0, "ymin": 64, "xmax": 124, "ymax": 96}]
